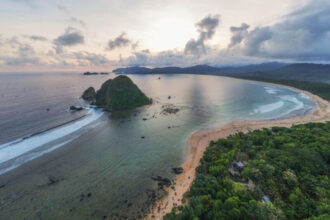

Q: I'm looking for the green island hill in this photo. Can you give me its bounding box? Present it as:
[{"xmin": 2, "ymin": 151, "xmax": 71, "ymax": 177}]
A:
[
  {"xmin": 82, "ymin": 75, "xmax": 151, "ymax": 111},
  {"xmin": 165, "ymin": 122, "xmax": 330, "ymax": 220}
]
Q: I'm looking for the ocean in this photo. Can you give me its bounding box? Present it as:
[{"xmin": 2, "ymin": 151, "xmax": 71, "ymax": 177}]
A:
[{"xmin": 0, "ymin": 72, "xmax": 316, "ymax": 219}]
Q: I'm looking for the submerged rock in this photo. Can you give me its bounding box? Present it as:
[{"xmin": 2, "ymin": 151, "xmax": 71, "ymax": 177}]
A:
[
  {"xmin": 172, "ymin": 167, "xmax": 183, "ymax": 174},
  {"xmin": 161, "ymin": 105, "xmax": 180, "ymax": 115},
  {"xmin": 151, "ymin": 176, "xmax": 171, "ymax": 189}
]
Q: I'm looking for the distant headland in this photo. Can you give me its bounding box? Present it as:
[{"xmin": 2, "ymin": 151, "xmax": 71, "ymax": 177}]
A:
[{"xmin": 113, "ymin": 63, "xmax": 330, "ymax": 101}]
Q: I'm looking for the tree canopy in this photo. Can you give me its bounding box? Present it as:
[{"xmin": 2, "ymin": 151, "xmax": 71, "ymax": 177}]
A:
[{"xmin": 165, "ymin": 122, "xmax": 330, "ymax": 220}]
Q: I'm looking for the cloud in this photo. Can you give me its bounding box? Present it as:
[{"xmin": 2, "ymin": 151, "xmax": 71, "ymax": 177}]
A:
[
  {"xmin": 228, "ymin": 23, "xmax": 249, "ymax": 48},
  {"xmin": 57, "ymin": 4, "xmax": 69, "ymax": 14},
  {"xmin": 72, "ymin": 51, "xmax": 111, "ymax": 66},
  {"xmin": 24, "ymin": 35, "xmax": 48, "ymax": 41},
  {"xmin": 0, "ymin": 36, "xmax": 44, "ymax": 66},
  {"xmin": 119, "ymin": 50, "xmax": 186, "ymax": 67},
  {"xmin": 67, "ymin": 17, "xmax": 87, "ymax": 28},
  {"xmin": 53, "ymin": 27, "xmax": 84, "ymax": 53},
  {"xmin": 184, "ymin": 14, "xmax": 220, "ymax": 55},
  {"xmin": 229, "ymin": 0, "xmax": 330, "ymax": 61},
  {"xmin": 0, "ymin": 34, "xmax": 113, "ymax": 68},
  {"xmin": 131, "ymin": 41, "xmax": 139, "ymax": 50},
  {"xmin": 54, "ymin": 27, "xmax": 84, "ymax": 46},
  {"xmin": 120, "ymin": 1, "xmax": 330, "ymax": 67},
  {"xmin": 107, "ymin": 32, "xmax": 132, "ymax": 50}
]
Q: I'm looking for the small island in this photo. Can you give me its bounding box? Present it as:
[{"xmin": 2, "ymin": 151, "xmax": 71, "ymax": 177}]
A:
[
  {"xmin": 83, "ymin": 72, "xmax": 98, "ymax": 75},
  {"xmin": 82, "ymin": 75, "xmax": 151, "ymax": 111},
  {"xmin": 83, "ymin": 72, "xmax": 109, "ymax": 75}
]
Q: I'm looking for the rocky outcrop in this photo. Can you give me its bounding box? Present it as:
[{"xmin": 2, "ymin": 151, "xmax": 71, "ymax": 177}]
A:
[
  {"xmin": 82, "ymin": 87, "xmax": 96, "ymax": 103},
  {"xmin": 70, "ymin": 106, "xmax": 83, "ymax": 111},
  {"xmin": 94, "ymin": 75, "xmax": 151, "ymax": 111}
]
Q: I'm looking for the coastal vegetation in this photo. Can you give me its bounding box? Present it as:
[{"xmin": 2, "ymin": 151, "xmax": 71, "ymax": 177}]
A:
[
  {"xmin": 84, "ymin": 75, "xmax": 151, "ymax": 111},
  {"xmin": 165, "ymin": 122, "xmax": 330, "ymax": 219}
]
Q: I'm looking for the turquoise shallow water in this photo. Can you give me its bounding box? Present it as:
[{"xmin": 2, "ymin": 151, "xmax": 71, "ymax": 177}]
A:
[{"xmin": 0, "ymin": 73, "xmax": 315, "ymax": 219}]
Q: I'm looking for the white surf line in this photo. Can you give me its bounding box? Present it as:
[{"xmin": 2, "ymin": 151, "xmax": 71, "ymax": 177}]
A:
[
  {"xmin": 264, "ymin": 86, "xmax": 280, "ymax": 95},
  {"xmin": 280, "ymin": 95, "xmax": 305, "ymax": 115},
  {"xmin": 0, "ymin": 138, "xmax": 76, "ymax": 175},
  {"xmin": 0, "ymin": 109, "xmax": 104, "ymax": 165},
  {"xmin": 253, "ymin": 101, "xmax": 285, "ymax": 114}
]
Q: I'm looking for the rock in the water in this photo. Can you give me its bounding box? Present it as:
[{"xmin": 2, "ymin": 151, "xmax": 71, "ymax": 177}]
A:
[
  {"xmin": 172, "ymin": 167, "xmax": 183, "ymax": 174},
  {"xmin": 70, "ymin": 106, "xmax": 83, "ymax": 111},
  {"xmin": 82, "ymin": 87, "xmax": 96, "ymax": 103},
  {"xmin": 94, "ymin": 75, "xmax": 151, "ymax": 111},
  {"xmin": 83, "ymin": 72, "xmax": 98, "ymax": 75},
  {"xmin": 161, "ymin": 105, "xmax": 180, "ymax": 115}
]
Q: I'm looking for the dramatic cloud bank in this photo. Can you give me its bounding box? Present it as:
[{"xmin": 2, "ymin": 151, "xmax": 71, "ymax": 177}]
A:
[
  {"xmin": 227, "ymin": 0, "xmax": 330, "ymax": 61},
  {"xmin": 1, "ymin": 0, "xmax": 330, "ymax": 71},
  {"xmin": 120, "ymin": 0, "xmax": 330, "ymax": 67}
]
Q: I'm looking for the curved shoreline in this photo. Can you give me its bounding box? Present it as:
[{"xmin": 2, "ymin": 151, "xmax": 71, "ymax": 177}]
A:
[{"xmin": 146, "ymin": 84, "xmax": 330, "ymax": 219}]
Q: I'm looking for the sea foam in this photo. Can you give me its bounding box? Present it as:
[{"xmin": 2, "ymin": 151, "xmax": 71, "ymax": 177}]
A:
[
  {"xmin": 253, "ymin": 101, "xmax": 285, "ymax": 114},
  {"xmin": 281, "ymin": 95, "xmax": 304, "ymax": 114},
  {"xmin": 0, "ymin": 109, "xmax": 104, "ymax": 166},
  {"xmin": 0, "ymin": 138, "xmax": 76, "ymax": 175},
  {"xmin": 264, "ymin": 86, "xmax": 279, "ymax": 95}
]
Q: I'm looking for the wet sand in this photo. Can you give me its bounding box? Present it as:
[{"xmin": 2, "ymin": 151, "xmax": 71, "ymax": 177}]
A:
[{"xmin": 146, "ymin": 85, "xmax": 330, "ymax": 219}]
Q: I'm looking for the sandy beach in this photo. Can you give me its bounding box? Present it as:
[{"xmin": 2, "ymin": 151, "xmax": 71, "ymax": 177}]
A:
[{"xmin": 146, "ymin": 85, "xmax": 330, "ymax": 220}]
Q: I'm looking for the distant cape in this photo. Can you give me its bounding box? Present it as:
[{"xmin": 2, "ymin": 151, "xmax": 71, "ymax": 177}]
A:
[{"xmin": 112, "ymin": 63, "xmax": 330, "ymax": 84}]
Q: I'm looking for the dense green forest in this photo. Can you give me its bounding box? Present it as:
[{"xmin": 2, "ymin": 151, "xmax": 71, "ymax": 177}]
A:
[
  {"xmin": 93, "ymin": 75, "xmax": 151, "ymax": 111},
  {"xmin": 165, "ymin": 122, "xmax": 330, "ymax": 220},
  {"xmin": 230, "ymin": 76, "xmax": 330, "ymax": 101}
]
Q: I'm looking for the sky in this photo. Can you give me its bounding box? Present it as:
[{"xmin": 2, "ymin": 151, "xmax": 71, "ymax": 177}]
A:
[{"xmin": 0, "ymin": 0, "xmax": 329, "ymax": 72}]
